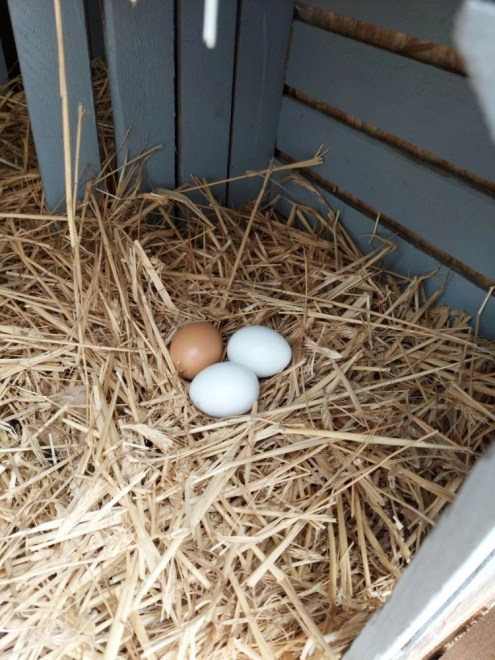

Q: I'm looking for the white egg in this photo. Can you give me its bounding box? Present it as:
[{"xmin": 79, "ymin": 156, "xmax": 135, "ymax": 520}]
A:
[
  {"xmin": 189, "ymin": 362, "xmax": 259, "ymax": 418},
  {"xmin": 227, "ymin": 325, "xmax": 292, "ymax": 378}
]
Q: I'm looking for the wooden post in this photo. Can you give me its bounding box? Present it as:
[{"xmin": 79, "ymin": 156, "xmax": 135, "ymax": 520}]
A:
[
  {"xmin": 103, "ymin": 0, "xmax": 176, "ymax": 191},
  {"xmin": 178, "ymin": 0, "xmax": 237, "ymax": 205},
  {"xmin": 7, "ymin": 0, "xmax": 100, "ymax": 211},
  {"xmin": 228, "ymin": 0, "xmax": 295, "ymax": 207}
]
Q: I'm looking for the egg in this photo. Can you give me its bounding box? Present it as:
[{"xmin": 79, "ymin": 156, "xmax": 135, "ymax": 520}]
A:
[
  {"xmin": 189, "ymin": 362, "xmax": 259, "ymax": 418},
  {"xmin": 169, "ymin": 322, "xmax": 223, "ymax": 379},
  {"xmin": 227, "ymin": 325, "xmax": 292, "ymax": 378}
]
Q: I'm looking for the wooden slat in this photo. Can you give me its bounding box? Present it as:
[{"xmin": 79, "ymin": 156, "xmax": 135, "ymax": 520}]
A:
[
  {"xmin": 276, "ymin": 96, "xmax": 495, "ymax": 283},
  {"xmin": 413, "ymin": 553, "xmax": 495, "ymax": 658},
  {"xmin": 272, "ymin": 165, "xmax": 495, "ymax": 339},
  {"xmin": 440, "ymin": 606, "xmax": 495, "ymax": 660},
  {"xmin": 178, "ymin": 0, "xmax": 237, "ymax": 204},
  {"xmin": 286, "ymin": 22, "xmax": 495, "ymax": 184},
  {"xmin": 295, "ymin": 3, "xmax": 464, "ymax": 75},
  {"xmin": 227, "ymin": 0, "xmax": 295, "ymax": 207},
  {"xmin": 7, "ymin": 0, "xmax": 100, "ymax": 211},
  {"xmin": 343, "ymin": 444, "xmax": 495, "ymax": 659},
  {"xmin": 103, "ymin": 0, "xmax": 175, "ymax": 191},
  {"xmin": 305, "ymin": 0, "xmax": 462, "ymax": 47}
]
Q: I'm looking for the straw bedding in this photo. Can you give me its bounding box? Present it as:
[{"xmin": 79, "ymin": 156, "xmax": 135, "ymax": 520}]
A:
[{"xmin": 1, "ymin": 72, "xmax": 495, "ymax": 660}]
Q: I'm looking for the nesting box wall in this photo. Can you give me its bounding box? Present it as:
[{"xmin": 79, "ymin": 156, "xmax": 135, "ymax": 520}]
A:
[
  {"xmin": 276, "ymin": 0, "xmax": 495, "ymax": 338},
  {"xmin": 6, "ymin": 0, "xmax": 101, "ymax": 209},
  {"xmin": 3, "ymin": 0, "xmax": 295, "ymax": 209},
  {"xmin": 2, "ymin": 0, "xmax": 495, "ymax": 337}
]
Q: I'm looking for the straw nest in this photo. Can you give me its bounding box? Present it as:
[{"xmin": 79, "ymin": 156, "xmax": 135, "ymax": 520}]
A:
[{"xmin": 1, "ymin": 70, "xmax": 495, "ymax": 660}]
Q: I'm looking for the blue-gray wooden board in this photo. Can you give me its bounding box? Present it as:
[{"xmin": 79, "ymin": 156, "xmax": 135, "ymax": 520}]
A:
[
  {"xmin": 7, "ymin": 0, "xmax": 100, "ymax": 211},
  {"xmin": 103, "ymin": 0, "xmax": 175, "ymax": 191},
  {"xmin": 305, "ymin": 0, "xmax": 463, "ymax": 46},
  {"xmin": 273, "ymin": 165, "xmax": 495, "ymax": 339},
  {"xmin": 178, "ymin": 0, "xmax": 237, "ymax": 204},
  {"xmin": 287, "ymin": 21, "xmax": 495, "ymax": 182},
  {"xmin": 228, "ymin": 0, "xmax": 295, "ymax": 207},
  {"xmin": 277, "ymin": 96, "xmax": 495, "ymax": 284}
]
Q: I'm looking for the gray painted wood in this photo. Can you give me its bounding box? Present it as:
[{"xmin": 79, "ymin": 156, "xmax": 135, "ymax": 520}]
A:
[
  {"xmin": 228, "ymin": 0, "xmax": 295, "ymax": 208},
  {"xmin": 0, "ymin": 38, "xmax": 8, "ymax": 84},
  {"xmin": 103, "ymin": 0, "xmax": 175, "ymax": 191},
  {"xmin": 8, "ymin": 0, "xmax": 100, "ymax": 211},
  {"xmin": 343, "ymin": 444, "xmax": 495, "ymax": 659},
  {"xmin": 287, "ymin": 21, "xmax": 495, "ymax": 182},
  {"xmin": 306, "ymin": 0, "xmax": 463, "ymax": 46},
  {"xmin": 277, "ymin": 96, "xmax": 495, "ymax": 284},
  {"xmin": 179, "ymin": 0, "xmax": 237, "ymax": 205},
  {"xmin": 273, "ymin": 166, "xmax": 495, "ymax": 339}
]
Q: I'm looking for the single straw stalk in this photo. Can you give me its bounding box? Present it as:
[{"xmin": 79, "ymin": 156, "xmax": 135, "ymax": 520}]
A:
[{"xmin": 53, "ymin": 0, "xmax": 84, "ymax": 360}]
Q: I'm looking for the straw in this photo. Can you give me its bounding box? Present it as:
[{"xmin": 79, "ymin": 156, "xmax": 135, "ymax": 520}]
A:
[{"xmin": 1, "ymin": 64, "xmax": 495, "ymax": 660}]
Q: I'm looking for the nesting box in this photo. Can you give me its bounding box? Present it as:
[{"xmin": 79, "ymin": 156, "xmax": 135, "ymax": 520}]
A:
[{"xmin": 1, "ymin": 2, "xmax": 495, "ymax": 659}]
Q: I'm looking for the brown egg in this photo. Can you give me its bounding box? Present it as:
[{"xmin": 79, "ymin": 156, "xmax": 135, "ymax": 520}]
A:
[{"xmin": 169, "ymin": 322, "xmax": 223, "ymax": 379}]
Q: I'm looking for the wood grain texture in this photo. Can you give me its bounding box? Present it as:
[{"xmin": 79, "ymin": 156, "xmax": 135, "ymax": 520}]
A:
[
  {"xmin": 273, "ymin": 164, "xmax": 495, "ymax": 339},
  {"xmin": 440, "ymin": 605, "xmax": 495, "ymax": 660},
  {"xmin": 178, "ymin": 0, "xmax": 237, "ymax": 204},
  {"xmin": 7, "ymin": 0, "xmax": 100, "ymax": 211},
  {"xmin": 276, "ymin": 96, "xmax": 495, "ymax": 283},
  {"xmin": 305, "ymin": 0, "xmax": 463, "ymax": 47},
  {"xmin": 286, "ymin": 22, "xmax": 495, "ymax": 184},
  {"xmin": 415, "ymin": 554, "xmax": 495, "ymax": 658},
  {"xmin": 228, "ymin": 0, "xmax": 295, "ymax": 208},
  {"xmin": 343, "ymin": 444, "xmax": 495, "ymax": 659},
  {"xmin": 103, "ymin": 0, "xmax": 175, "ymax": 191}
]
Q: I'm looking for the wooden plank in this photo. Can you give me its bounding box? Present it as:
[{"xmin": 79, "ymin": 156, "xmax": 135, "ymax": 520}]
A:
[
  {"xmin": 7, "ymin": 0, "xmax": 100, "ymax": 211},
  {"xmin": 272, "ymin": 166, "xmax": 495, "ymax": 339},
  {"xmin": 411, "ymin": 553, "xmax": 495, "ymax": 658},
  {"xmin": 295, "ymin": 4, "xmax": 463, "ymax": 75},
  {"xmin": 228, "ymin": 0, "xmax": 295, "ymax": 208},
  {"xmin": 304, "ymin": 0, "xmax": 463, "ymax": 46},
  {"xmin": 342, "ymin": 444, "xmax": 495, "ymax": 659},
  {"xmin": 178, "ymin": 0, "xmax": 237, "ymax": 204},
  {"xmin": 103, "ymin": 0, "xmax": 175, "ymax": 191},
  {"xmin": 440, "ymin": 605, "xmax": 495, "ymax": 660},
  {"xmin": 276, "ymin": 96, "xmax": 495, "ymax": 283},
  {"xmin": 286, "ymin": 22, "xmax": 495, "ymax": 183}
]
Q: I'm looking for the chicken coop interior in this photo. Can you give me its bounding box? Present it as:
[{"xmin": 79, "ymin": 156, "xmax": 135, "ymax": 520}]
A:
[{"xmin": 1, "ymin": 1, "xmax": 495, "ymax": 659}]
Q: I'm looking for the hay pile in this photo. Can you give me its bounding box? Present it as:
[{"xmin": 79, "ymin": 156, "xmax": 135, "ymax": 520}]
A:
[{"xmin": 1, "ymin": 76, "xmax": 495, "ymax": 660}]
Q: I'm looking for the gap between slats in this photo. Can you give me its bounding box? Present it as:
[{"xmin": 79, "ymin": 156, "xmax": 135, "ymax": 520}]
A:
[
  {"xmin": 294, "ymin": 2, "xmax": 465, "ymax": 76},
  {"xmin": 284, "ymin": 86, "xmax": 495, "ymax": 198}
]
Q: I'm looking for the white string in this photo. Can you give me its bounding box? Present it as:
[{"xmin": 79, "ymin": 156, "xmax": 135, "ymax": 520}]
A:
[{"xmin": 203, "ymin": 0, "xmax": 219, "ymax": 49}]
